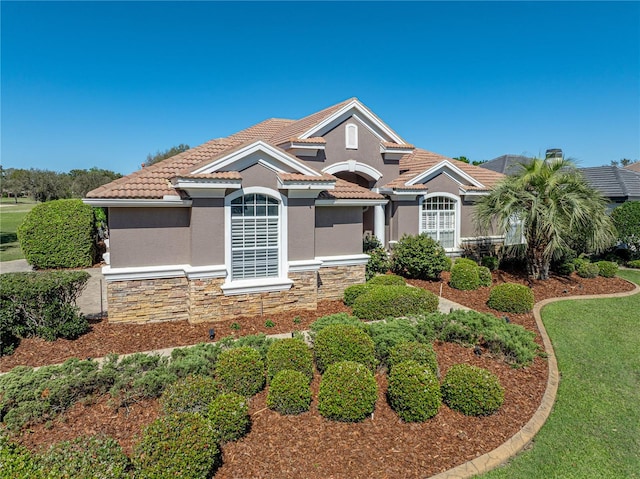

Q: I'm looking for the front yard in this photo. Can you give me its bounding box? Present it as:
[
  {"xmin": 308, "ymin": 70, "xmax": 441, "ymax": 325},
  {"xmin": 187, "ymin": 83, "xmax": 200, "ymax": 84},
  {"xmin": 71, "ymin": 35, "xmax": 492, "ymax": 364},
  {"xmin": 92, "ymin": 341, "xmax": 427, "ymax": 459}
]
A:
[{"xmin": 0, "ymin": 199, "xmax": 37, "ymax": 262}]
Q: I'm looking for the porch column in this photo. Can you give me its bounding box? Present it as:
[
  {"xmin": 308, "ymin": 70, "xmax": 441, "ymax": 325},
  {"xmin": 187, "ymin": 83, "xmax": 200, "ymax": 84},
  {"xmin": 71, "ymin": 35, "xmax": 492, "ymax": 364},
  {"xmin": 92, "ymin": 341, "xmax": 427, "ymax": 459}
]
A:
[{"xmin": 374, "ymin": 204, "xmax": 385, "ymax": 246}]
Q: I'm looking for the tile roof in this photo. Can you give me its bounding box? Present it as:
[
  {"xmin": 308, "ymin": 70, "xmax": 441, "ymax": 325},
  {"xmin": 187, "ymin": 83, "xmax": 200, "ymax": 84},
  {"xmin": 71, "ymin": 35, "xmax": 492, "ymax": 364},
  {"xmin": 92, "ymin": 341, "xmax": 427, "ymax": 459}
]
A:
[
  {"xmin": 173, "ymin": 172, "xmax": 242, "ymax": 180},
  {"xmin": 381, "ymin": 141, "xmax": 415, "ymax": 149},
  {"xmin": 384, "ymin": 149, "xmax": 504, "ymax": 190},
  {"xmin": 277, "ymin": 173, "xmax": 335, "ymax": 183},
  {"xmin": 579, "ymin": 166, "xmax": 640, "ymax": 200},
  {"xmin": 287, "ymin": 137, "xmax": 327, "ymax": 144},
  {"xmin": 625, "ymin": 162, "xmax": 640, "ymax": 173},
  {"xmin": 319, "ymin": 179, "xmax": 385, "ymax": 200},
  {"xmin": 480, "ymin": 155, "xmax": 533, "ymax": 175}
]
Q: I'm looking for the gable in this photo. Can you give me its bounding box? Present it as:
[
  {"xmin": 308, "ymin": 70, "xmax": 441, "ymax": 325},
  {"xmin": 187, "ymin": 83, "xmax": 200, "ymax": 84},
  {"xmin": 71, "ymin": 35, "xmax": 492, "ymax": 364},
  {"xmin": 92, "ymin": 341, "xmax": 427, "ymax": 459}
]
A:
[{"xmin": 406, "ymin": 160, "xmax": 484, "ymax": 189}]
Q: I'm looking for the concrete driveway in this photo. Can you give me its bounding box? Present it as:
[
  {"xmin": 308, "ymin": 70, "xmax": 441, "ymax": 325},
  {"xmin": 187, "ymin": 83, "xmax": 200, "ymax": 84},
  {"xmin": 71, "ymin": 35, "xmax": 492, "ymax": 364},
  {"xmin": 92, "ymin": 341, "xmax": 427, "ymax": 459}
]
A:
[{"xmin": 0, "ymin": 260, "xmax": 108, "ymax": 319}]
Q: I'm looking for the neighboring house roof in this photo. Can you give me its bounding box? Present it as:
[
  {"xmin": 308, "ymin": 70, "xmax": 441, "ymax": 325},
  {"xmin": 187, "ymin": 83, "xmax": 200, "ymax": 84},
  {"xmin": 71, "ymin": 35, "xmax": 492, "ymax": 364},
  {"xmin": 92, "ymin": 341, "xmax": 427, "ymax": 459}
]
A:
[
  {"xmin": 86, "ymin": 98, "xmax": 498, "ymax": 201},
  {"xmin": 479, "ymin": 154, "xmax": 533, "ymax": 175},
  {"xmin": 624, "ymin": 162, "xmax": 640, "ymax": 173},
  {"xmin": 579, "ymin": 166, "xmax": 640, "ymax": 201}
]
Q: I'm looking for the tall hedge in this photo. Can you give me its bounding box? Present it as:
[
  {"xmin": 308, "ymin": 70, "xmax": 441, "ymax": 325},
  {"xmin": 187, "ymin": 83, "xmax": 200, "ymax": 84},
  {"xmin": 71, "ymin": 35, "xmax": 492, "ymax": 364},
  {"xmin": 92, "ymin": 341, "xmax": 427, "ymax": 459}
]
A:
[
  {"xmin": 17, "ymin": 199, "xmax": 97, "ymax": 269},
  {"xmin": 611, "ymin": 201, "xmax": 640, "ymax": 254}
]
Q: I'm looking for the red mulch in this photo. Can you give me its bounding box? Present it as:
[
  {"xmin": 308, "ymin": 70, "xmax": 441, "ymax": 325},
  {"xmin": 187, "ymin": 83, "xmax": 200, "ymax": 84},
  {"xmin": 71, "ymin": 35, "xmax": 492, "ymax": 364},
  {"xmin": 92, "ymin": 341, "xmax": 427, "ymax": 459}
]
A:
[{"xmin": 3, "ymin": 272, "xmax": 636, "ymax": 478}]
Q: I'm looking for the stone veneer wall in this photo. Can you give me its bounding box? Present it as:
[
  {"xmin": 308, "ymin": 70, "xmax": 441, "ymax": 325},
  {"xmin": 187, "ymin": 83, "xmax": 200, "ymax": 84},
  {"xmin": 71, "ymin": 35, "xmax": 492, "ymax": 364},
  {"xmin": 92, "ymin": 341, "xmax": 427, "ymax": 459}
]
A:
[
  {"xmin": 107, "ymin": 266, "xmax": 363, "ymax": 323},
  {"xmin": 317, "ymin": 264, "xmax": 366, "ymax": 301},
  {"xmin": 107, "ymin": 277, "xmax": 189, "ymax": 323}
]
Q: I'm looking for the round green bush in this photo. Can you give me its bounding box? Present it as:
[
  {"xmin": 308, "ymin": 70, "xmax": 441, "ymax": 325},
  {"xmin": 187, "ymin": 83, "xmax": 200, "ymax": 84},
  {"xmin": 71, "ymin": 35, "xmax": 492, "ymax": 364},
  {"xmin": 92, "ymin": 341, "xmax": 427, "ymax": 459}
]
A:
[
  {"xmin": 387, "ymin": 360, "xmax": 441, "ymax": 422},
  {"xmin": 487, "ymin": 283, "xmax": 534, "ymax": 313},
  {"xmin": 449, "ymin": 262, "xmax": 480, "ymax": 290},
  {"xmin": 441, "ymin": 364, "xmax": 505, "ymax": 416},
  {"xmin": 478, "ymin": 266, "xmax": 492, "ymax": 287},
  {"xmin": 611, "ymin": 201, "xmax": 640, "ymax": 253},
  {"xmin": 206, "ymin": 392, "xmax": 250, "ymax": 443},
  {"xmin": 309, "ymin": 313, "xmax": 363, "ymax": 334},
  {"xmin": 366, "ymin": 318, "xmax": 418, "ymax": 365},
  {"xmin": 159, "ymin": 374, "xmax": 220, "ymax": 414},
  {"xmin": 391, "ymin": 234, "xmax": 450, "ymax": 280},
  {"xmin": 0, "ymin": 434, "xmax": 42, "ymax": 478},
  {"xmin": 365, "ymin": 247, "xmax": 392, "ymax": 280},
  {"xmin": 629, "ymin": 259, "xmax": 640, "ymax": 269},
  {"xmin": 388, "ymin": 341, "xmax": 438, "ymax": 376},
  {"xmin": 266, "ymin": 338, "xmax": 314, "ymax": 382},
  {"xmin": 455, "ymin": 257, "xmax": 478, "ymax": 267},
  {"xmin": 343, "ymin": 284, "xmax": 374, "ymax": 306},
  {"xmin": 214, "ymin": 346, "xmax": 265, "ymax": 397},
  {"xmin": 577, "ymin": 262, "xmax": 600, "ymax": 279},
  {"xmin": 133, "ymin": 413, "xmax": 220, "ymax": 479},
  {"xmin": 596, "ymin": 261, "xmax": 618, "ymax": 278},
  {"xmin": 352, "ymin": 285, "xmax": 439, "ymax": 322},
  {"xmin": 367, "ymin": 274, "xmax": 406, "ymax": 286},
  {"xmin": 39, "ymin": 435, "xmax": 130, "ymax": 479},
  {"xmin": 313, "ymin": 324, "xmax": 376, "ymax": 373},
  {"xmin": 266, "ymin": 369, "xmax": 312, "ymax": 415},
  {"xmin": 318, "ymin": 361, "xmax": 378, "ymax": 422},
  {"xmin": 556, "ymin": 262, "xmax": 575, "ymax": 276},
  {"xmin": 17, "ymin": 199, "xmax": 97, "ymax": 269},
  {"xmin": 481, "ymin": 256, "xmax": 499, "ymax": 271}
]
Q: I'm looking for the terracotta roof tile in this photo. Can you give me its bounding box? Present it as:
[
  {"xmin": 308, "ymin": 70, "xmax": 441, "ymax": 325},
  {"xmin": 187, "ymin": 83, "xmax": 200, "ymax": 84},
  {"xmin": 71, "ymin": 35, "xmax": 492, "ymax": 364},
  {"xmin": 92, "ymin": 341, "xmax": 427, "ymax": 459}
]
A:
[
  {"xmin": 227, "ymin": 118, "xmax": 295, "ymax": 143},
  {"xmin": 286, "ymin": 137, "xmax": 327, "ymax": 144},
  {"xmin": 381, "ymin": 141, "xmax": 415, "ymax": 149},
  {"xmin": 319, "ymin": 179, "xmax": 385, "ymax": 200},
  {"xmin": 278, "ymin": 173, "xmax": 335, "ymax": 183},
  {"xmin": 174, "ymin": 172, "xmax": 242, "ymax": 180}
]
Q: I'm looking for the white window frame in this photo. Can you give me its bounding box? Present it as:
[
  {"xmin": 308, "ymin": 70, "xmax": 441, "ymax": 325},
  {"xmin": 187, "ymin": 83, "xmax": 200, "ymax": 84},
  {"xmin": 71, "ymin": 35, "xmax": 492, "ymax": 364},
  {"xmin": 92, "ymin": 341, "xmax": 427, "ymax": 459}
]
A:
[
  {"xmin": 419, "ymin": 192, "xmax": 461, "ymax": 252},
  {"xmin": 222, "ymin": 187, "xmax": 291, "ymax": 295},
  {"xmin": 345, "ymin": 122, "xmax": 358, "ymax": 150}
]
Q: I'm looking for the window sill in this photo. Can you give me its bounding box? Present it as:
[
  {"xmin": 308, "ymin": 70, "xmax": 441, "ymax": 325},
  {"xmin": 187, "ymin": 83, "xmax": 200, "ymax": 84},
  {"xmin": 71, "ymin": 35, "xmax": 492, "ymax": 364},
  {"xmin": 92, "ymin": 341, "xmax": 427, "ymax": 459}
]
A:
[{"xmin": 221, "ymin": 277, "xmax": 293, "ymax": 296}]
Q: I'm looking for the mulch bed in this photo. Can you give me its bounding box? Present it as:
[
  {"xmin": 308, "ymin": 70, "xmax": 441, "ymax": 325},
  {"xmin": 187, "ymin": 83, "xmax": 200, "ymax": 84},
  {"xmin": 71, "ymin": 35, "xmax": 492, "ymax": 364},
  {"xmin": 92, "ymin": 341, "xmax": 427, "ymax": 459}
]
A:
[{"xmin": 3, "ymin": 271, "xmax": 636, "ymax": 478}]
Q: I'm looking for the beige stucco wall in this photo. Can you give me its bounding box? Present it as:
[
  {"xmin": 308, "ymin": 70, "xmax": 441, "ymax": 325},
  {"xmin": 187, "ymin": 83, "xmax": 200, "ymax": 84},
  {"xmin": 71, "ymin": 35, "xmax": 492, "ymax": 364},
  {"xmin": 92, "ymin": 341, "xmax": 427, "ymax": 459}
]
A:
[
  {"xmin": 239, "ymin": 162, "xmax": 280, "ymax": 191},
  {"xmin": 315, "ymin": 206, "xmax": 363, "ymax": 257},
  {"xmin": 190, "ymin": 198, "xmax": 225, "ymax": 266},
  {"xmin": 288, "ymin": 198, "xmax": 316, "ymax": 260},
  {"xmin": 108, "ymin": 207, "xmax": 191, "ymax": 268},
  {"xmin": 390, "ymin": 200, "xmax": 420, "ymax": 242}
]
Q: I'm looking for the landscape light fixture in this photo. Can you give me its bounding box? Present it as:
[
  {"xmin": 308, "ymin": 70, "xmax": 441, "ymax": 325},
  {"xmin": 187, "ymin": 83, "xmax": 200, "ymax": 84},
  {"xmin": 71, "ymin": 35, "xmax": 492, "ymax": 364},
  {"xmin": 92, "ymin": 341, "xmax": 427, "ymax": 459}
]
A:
[{"xmin": 209, "ymin": 328, "xmax": 215, "ymax": 341}]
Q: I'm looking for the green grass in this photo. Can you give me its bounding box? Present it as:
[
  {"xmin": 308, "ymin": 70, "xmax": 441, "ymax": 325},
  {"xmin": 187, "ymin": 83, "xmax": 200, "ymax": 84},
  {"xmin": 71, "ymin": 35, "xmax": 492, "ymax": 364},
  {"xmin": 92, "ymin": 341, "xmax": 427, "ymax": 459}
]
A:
[
  {"xmin": 480, "ymin": 269, "xmax": 640, "ymax": 479},
  {"xmin": 0, "ymin": 199, "xmax": 37, "ymax": 262}
]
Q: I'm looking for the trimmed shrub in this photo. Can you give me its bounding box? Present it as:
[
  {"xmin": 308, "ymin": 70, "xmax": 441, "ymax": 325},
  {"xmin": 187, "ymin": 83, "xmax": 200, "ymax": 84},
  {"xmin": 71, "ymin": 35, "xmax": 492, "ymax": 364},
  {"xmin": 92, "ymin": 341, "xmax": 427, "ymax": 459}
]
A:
[
  {"xmin": 367, "ymin": 274, "xmax": 406, "ymax": 286},
  {"xmin": 611, "ymin": 201, "xmax": 640, "ymax": 254},
  {"xmin": 159, "ymin": 374, "xmax": 220, "ymax": 414},
  {"xmin": 313, "ymin": 324, "xmax": 377, "ymax": 373},
  {"xmin": 387, "ymin": 360, "xmax": 441, "ymax": 422},
  {"xmin": 266, "ymin": 369, "xmax": 312, "ymax": 415},
  {"xmin": 343, "ymin": 284, "xmax": 374, "ymax": 306},
  {"xmin": 449, "ymin": 262, "xmax": 480, "ymax": 290},
  {"xmin": 214, "ymin": 346, "xmax": 265, "ymax": 397},
  {"xmin": 0, "ymin": 271, "xmax": 90, "ymax": 346},
  {"xmin": 206, "ymin": 392, "xmax": 250, "ymax": 443},
  {"xmin": 352, "ymin": 285, "xmax": 438, "ymax": 322},
  {"xmin": 168, "ymin": 342, "xmax": 221, "ymax": 379},
  {"xmin": 487, "ymin": 283, "xmax": 534, "ymax": 313},
  {"xmin": 629, "ymin": 259, "xmax": 640, "ymax": 269},
  {"xmin": 0, "ymin": 434, "xmax": 42, "ymax": 479},
  {"xmin": 441, "ymin": 364, "xmax": 504, "ymax": 416},
  {"xmin": 556, "ymin": 262, "xmax": 575, "ymax": 276},
  {"xmin": 577, "ymin": 262, "xmax": 600, "ymax": 279},
  {"xmin": 39, "ymin": 435, "xmax": 130, "ymax": 479},
  {"xmin": 133, "ymin": 413, "xmax": 220, "ymax": 479},
  {"xmin": 391, "ymin": 234, "xmax": 450, "ymax": 280},
  {"xmin": 266, "ymin": 338, "xmax": 314, "ymax": 382},
  {"xmin": 388, "ymin": 341, "xmax": 438, "ymax": 376},
  {"xmin": 365, "ymin": 247, "xmax": 391, "ymax": 281},
  {"xmin": 17, "ymin": 199, "xmax": 97, "ymax": 269},
  {"xmin": 219, "ymin": 333, "xmax": 274, "ymax": 361},
  {"xmin": 318, "ymin": 361, "xmax": 378, "ymax": 422},
  {"xmin": 455, "ymin": 257, "xmax": 478, "ymax": 267},
  {"xmin": 309, "ymin": 313, "xmax": 363, "ymax": 334},
  {"xmin": 478, "ymin": 266, "xmax": 493, "ymax": 287},
  {"xmin": 596, "ymin": 260, "xmax": 618, "ymax": 278},
  {"xmin": 0, "ymin": 308, "xmax": 20, "ymax": 356},
  {"xmin": 481, "ymin": 256, "xmax": 499, "ymax": 271},
  {"xmin": 366, "ymin": 318, "xmax": 418, "ymax": 365}
]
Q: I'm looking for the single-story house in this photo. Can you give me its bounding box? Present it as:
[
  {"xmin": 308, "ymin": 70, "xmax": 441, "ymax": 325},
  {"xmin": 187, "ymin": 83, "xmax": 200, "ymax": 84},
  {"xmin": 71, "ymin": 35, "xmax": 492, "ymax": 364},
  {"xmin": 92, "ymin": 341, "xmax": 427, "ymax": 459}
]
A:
[
  {"xmin": 85, "ymin": 98, "xmax": 504, "ymax": 323},
  {"xmin": 481, "ymin": 154, "xmax": 640, "ymax": 209}
]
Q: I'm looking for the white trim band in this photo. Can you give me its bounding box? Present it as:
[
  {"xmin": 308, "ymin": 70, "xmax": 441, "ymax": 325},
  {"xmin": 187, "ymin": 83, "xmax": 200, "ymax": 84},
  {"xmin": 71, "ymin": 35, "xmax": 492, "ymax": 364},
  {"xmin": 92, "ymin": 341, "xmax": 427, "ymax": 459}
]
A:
[
  {"xmin": 83, "ymin": 199, "xmax": 193, "ymax": 208},
  {"xmin": 102, "ymin": 264, "xmax": 227, "ymax": 282},
  {"xmin": 288, "ymin": 259, "xmax": 323, "ymax": 272},
  {"xmin": 315, "ymin": 254, "xmax": 370, "ymax": 267},
  {"xmin": 221, "ymin": 278, "xmax": 294, "ymax": 296}
]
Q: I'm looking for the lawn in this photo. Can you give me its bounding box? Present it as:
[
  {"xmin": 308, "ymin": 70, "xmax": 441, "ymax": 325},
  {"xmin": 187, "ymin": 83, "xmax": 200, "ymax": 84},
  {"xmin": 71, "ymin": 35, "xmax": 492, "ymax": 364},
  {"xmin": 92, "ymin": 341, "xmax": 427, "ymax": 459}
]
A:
[
  {"xmin": 480, "ymin": 268, "xmax": 640, "ymax": 479},
  {"xmin": 0, "ymin": 198, "xmax": 37, "ymax": 262}
]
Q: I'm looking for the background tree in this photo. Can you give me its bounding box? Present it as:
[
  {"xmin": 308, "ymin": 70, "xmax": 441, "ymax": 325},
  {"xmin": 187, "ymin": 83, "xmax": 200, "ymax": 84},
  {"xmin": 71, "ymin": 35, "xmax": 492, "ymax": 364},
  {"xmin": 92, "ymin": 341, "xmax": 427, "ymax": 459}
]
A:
[
  {"xmin": 610, "ymin": 158, "xmax": 638, "ymax": 167},
  {"xmin": 611, "ymin": 201, "xmax": 640, "ymax": 257},
  {"xmin": 474, "ymin": 158, "xmax": 616, "ymax": 280},
  {"xmin": 68, "ymin": 167, "xmax": 122, "ymax": 197},
  {"xmin": 453, "ymin": 156, "xmax": 486, "ymax": 166},
  {"xmin": 144, "ymin": 144, "xmax": 190, "ymax": 167}
]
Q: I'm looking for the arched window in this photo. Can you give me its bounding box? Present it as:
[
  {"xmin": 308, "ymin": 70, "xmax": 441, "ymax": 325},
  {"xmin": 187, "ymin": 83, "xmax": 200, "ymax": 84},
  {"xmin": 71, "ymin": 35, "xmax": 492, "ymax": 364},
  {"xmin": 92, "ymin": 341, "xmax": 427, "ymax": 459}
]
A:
[
  {"xmin": 230, "ymin": 193, "xmax": 280, "ymax": 280},
  {"xmin": 420, "ymin": 195, "xmax": 457, "ymax": 249},
  {"xmin": 345, "ymin": 123, "xmax": 358, "ymax": 149}
]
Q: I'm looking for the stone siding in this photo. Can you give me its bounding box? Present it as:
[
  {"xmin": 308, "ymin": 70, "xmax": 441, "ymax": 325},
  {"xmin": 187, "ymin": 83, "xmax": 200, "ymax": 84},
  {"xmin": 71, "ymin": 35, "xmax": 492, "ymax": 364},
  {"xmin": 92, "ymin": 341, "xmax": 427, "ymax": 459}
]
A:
[
  {"xmin": 317, "ymin": 264, "xmax": 366, "ymax": 301},
  {"xmin": 107, "ymin": 277, "xmax": 189, "ymax": 323},
  {"xmin": 107, "ymin": 266, "xmax": 362, "ymax": 323}
]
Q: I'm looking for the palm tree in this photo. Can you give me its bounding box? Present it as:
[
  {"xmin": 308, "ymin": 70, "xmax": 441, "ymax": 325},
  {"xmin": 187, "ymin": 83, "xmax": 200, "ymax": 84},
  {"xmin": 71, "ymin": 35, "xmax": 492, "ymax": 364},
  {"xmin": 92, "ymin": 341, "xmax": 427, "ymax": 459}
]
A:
[{"xmin": 474, "ymin": 158, "xmax": 616, "ymax": 280}]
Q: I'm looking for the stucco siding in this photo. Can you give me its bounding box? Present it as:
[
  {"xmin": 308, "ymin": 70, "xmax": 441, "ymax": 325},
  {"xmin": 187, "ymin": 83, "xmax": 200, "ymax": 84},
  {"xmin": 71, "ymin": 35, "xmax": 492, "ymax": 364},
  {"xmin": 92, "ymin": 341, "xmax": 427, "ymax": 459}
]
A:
[
  {"xmin": 315, "ymin": 206, "xmax": 362, "ymax": 257},
  {"xmin": 108, "ymin": 207, "xmax": 191, "ymax": 268},
  {"xmin": 190, "ymin": 198, "xmax": 225, "ymax": 266},
  {"xmin": 288, "ymin": 198, "xmax": 316, "ymax": 261},
  {"xmin": 238, "ymin": 162, "xmax": 280, "ymax": 190},
  {"xmin": 390, "ymin": 200, "xmax": 420, "ymax": 241}
]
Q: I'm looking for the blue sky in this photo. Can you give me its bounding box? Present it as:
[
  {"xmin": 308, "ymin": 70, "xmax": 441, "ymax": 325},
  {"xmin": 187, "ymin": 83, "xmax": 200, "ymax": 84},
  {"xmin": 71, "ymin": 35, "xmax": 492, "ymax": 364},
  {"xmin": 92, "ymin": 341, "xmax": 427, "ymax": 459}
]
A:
[{"xmin": 2, "ymin": 1, "xmax": 639, "ymax": 175}]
